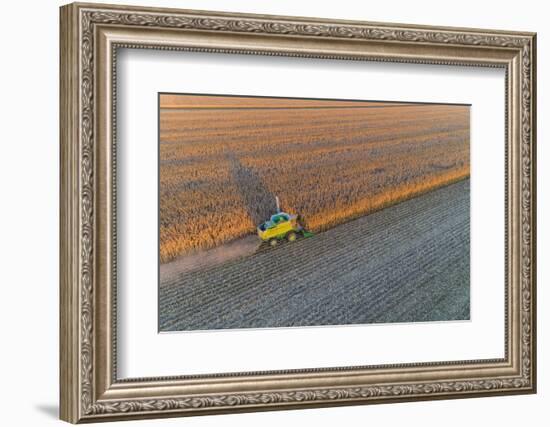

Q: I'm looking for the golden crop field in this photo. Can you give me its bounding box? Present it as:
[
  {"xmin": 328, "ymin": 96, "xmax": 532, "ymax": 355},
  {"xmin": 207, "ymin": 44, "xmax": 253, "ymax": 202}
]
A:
[{"xmin": 159, "ymin": 94, "xmax": 470, "ymax": 263}]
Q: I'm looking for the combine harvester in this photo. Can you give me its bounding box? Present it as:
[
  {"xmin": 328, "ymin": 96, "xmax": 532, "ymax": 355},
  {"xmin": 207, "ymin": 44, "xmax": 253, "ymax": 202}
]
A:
[{"xmin": 256, "ymin": 196, "xmax": 314, "ymax": 247}]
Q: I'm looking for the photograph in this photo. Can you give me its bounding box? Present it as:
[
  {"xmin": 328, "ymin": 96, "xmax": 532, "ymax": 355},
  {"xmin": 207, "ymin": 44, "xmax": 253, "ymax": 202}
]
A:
[{"xmin": 158, "ymin": 93, "xmax": 471, "ymax": 332}]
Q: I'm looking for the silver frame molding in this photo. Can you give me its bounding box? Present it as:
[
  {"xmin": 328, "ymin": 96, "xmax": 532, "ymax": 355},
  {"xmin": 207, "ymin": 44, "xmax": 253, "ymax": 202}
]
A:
[{"xmin": 60, "ymin": 2, "xmax": 537, "ymax": 423}]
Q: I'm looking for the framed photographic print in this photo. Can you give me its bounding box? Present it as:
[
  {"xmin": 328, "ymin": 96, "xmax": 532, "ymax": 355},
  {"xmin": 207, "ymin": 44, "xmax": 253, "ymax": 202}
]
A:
[{"xmin": 60, "ymin": 2, "xmax": 537, "ymax": 423}]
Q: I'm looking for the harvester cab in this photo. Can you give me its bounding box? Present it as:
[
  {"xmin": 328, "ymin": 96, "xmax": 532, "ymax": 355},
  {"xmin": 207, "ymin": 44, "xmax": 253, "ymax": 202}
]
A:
[{"xmin": 256, "ymin": 197, "xmax": 313, "ymax": 246}]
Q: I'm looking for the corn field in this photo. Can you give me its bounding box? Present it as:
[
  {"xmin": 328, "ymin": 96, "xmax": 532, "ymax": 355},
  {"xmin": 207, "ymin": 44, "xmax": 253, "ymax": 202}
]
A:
[{"xmin": 159, "ymin": 95, "xmax": 469, "ymax": 263}]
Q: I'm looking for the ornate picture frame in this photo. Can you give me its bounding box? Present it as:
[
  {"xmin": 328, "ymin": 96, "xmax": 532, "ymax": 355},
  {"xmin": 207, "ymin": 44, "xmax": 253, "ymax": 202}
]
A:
[{"xmin": 60, "ymin": 2, "xmax": 536, "ymax": 423}]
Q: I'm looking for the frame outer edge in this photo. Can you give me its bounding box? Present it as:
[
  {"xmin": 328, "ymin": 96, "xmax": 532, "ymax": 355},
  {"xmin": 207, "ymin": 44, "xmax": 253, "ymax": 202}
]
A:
[
  {"xmin": 61, "ymin": 2, "xmax": 537, "ymax": 422},
  {"xmin": 529, "ymin": 33, "xmax": 536, "ymax": 393},
  {"xmin": 60, "ymin": 3, "xmax": 81, "ymax": 424}
]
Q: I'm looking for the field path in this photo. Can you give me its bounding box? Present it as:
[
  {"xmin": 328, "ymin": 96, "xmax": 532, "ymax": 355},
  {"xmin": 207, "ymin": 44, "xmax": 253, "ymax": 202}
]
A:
[
  {"xmin": 160, "ymin": 235, "xmax": 261, "ymax": 284},
  {"xmin": 159, "ymin": 179, "xmax": 470, "ymax": 331}
]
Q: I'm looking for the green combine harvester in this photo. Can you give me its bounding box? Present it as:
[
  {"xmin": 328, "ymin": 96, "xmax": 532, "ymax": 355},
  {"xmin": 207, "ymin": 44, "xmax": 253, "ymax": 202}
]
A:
[{"xmin": 256, "ymin": 197, "xmax": 314, "ymax": 246}]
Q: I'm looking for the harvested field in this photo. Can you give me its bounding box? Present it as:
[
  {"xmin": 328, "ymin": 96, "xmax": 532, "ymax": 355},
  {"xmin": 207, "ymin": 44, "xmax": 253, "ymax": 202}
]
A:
[
  {"xmin": 159, "ymin": 179, "xmax": 470, "ymax": 331},
  {"xmin": 159, "ymin": 94, "xmax": 470, "ymax": 263}
]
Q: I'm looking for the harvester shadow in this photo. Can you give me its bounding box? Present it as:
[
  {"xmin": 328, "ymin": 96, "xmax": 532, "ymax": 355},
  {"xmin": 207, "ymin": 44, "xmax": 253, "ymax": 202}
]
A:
[{"xmin": 227, "ymin": 153, "xmax": 277, "ymax": 227}]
